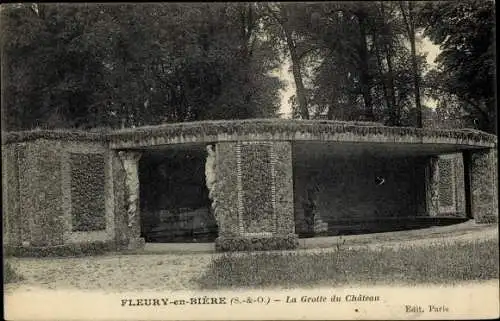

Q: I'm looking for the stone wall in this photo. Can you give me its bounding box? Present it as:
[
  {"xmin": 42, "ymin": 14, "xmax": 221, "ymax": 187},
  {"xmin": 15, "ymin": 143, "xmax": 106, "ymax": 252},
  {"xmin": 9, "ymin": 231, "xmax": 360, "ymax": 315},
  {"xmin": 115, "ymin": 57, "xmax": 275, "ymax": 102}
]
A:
[
  {"xmin": 293, "ymin": 154, "xmax": 428, "ymax": 234},
  {"xmin": 70, "ymin": 153, "xmax": 106, "ymax": 231},
  {"xmin": 61, "ymin": 142, "xmax": 115, "ymax": 244},
  {"xmin": 34, "ymin": 143, "xmax": 65, "ymax": 246},
  {"xmin": 2, "ymin": 143, "xmax": 21, "ymax": 246},
  {"xmin": 3, "ymin": 139, "xmax": 115, "ymax": 254},
  {"xmin": 469, "ymin": 148, "xmax": 498, "ymax": 223},
  {"xmin": 214, "ymin": 142, "xmax": 239, "ymax": 237},
  {"xmin": 435, "ymin": 154, "xmax": 466, "ymax": 217},
  {"xmin": 104, "ymin": 119, "xmax": 497, "ymax": 150},
  {"xmin": 273, "ymin": 142, "xmax": 295, "ymax": 234},
  {"xmin": 3, "ymin": 141, "xmax": 66, "ymax": 247},
  {"xmin": 3, "ymin": 122, "xmax": 496, "ymax": 255},
  {"xmin": 214, "ymin": 141, "xmax": 297, "ymax": 251},
  {"xmin": 239, "ymin": 142, "xmax": 275, "ymax": 233},
  {"xmin": 112, "ymin": 150, "xmax": 128, "ymax": 249}
]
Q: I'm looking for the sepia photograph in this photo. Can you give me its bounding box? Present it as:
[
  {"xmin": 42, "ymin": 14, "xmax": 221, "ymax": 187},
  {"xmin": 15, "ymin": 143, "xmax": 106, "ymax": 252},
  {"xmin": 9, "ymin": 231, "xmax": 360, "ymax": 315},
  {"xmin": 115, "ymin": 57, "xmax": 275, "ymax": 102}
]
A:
[{"xmin": 2, "ymin": 2, "xmax": 498, "ymax": 320}]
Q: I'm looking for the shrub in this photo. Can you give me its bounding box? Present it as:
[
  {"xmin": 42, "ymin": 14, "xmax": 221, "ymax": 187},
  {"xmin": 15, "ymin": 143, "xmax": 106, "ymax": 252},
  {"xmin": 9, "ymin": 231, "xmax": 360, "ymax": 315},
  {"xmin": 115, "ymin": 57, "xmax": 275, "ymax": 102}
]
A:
[
  {"xmin": 215, "ymin": 235, "xmax": 299, "ymax": 252},
  {"xmin": 3, "ymin": 260, "xmax": 23, "ymax": 284}
]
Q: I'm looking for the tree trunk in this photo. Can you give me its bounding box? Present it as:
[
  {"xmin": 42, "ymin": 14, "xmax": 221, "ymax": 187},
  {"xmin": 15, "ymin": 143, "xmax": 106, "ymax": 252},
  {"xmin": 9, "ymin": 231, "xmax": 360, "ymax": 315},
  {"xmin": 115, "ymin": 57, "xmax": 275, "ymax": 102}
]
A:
[
  {"xmin": 380, "ymin": 2, "xmax": 399, "ymax": 125},
  {"xmin": 357, "ymin": 16, "xmax": 374, "ymax": 121},
  {"xmin": 385, "ymin": 47, "xmax": 398, "ymax": 124},
  {"xmin": 401, "ymin": 1, "xmax": 422, "ymax": 127},
  {"xmin": 409, "ymin": 32, "xmax": 422, "ymax": 127},
  {"xmin": 373, "ymin": 38, "xmax": 391, "ymax": 118},
  {"xmin": 266, "ymin": 4, "xmax": 309, "ymax": 119},
  {"xmin": 284, "ymin": 27, "xmax": 309, "ymax": 120},
  {"xmin": 239, "ymin": 4, "xmax": 254, "ymax": 106}
]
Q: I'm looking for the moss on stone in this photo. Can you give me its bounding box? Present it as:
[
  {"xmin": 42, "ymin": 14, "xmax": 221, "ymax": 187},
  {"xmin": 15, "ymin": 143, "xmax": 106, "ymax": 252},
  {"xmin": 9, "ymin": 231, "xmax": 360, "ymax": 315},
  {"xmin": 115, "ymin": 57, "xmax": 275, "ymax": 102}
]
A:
[
  {"xmin": 70, "ymin": 153, "xmax": 106, "ymax": 232},
  {"xmin": 3, "ymin": 119, "xmax": 497, "ymax": 146}
]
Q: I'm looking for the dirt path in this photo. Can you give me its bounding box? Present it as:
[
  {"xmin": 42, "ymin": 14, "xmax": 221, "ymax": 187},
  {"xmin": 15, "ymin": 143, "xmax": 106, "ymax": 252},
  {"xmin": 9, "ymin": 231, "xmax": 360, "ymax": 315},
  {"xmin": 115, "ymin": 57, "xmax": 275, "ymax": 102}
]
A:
[
  {"xmin": 5, "ymin": 252, "xmax": 214, "ymax": 293},
  {"xmin": 299, "ymin": 221, "xmax": 498, "ymax": 250},
  {"xmin": 4, "ymin": 223, "xmax": 497, "ymax": 293}
]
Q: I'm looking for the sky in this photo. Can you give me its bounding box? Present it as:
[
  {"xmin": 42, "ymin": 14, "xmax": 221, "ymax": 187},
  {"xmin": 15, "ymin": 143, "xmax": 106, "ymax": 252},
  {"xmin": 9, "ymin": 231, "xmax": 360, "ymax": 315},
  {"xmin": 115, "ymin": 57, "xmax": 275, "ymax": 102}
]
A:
[{"xmin": 276, "ymin": 36, "xmax": 442, "ymax": 118}]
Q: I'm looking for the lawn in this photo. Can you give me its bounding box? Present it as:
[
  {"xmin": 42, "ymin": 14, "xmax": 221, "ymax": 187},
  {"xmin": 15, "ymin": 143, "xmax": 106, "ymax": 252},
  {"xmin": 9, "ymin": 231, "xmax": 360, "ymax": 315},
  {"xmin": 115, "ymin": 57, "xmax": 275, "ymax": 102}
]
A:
[
  {"xmin": 195, "ymin": 238, "xmax": 499, "ymax": 289},
  {"xmin": 4, "ymin": 225, "xmax": 498, "ymax": 292}
]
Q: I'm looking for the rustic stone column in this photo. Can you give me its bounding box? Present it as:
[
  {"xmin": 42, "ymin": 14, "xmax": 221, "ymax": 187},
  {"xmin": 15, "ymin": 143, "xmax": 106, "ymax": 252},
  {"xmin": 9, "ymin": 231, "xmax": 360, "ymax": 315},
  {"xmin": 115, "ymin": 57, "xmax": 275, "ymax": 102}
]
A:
[
  {"xmin": 214, "ymin": 141, "xmax": 298, "ymax": 251},
  {"xmin": 118, "ymin": 151, "xmax": 145, "ymax": 249},
  {"xmin": 469, "ymin": 148, "xmax": 498, "ymax": 223},
  {"xmin": 205, "ymin": 144, "xmax": 218, "ymax": 221},
  {"xmin": 453, "ymin": 153, "xmax": 466, "ymax": 216},
  {"xmin": 425, "ymin": 156, "xmax": 440, "ymax": 217}
]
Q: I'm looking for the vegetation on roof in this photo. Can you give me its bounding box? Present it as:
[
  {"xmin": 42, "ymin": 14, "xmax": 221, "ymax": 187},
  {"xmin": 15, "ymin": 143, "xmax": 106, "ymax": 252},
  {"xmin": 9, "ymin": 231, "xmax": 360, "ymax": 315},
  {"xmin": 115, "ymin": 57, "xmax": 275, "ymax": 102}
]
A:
[{"xmin": 2, "ymin": 119, "xmax": 497, "ymax": 145}]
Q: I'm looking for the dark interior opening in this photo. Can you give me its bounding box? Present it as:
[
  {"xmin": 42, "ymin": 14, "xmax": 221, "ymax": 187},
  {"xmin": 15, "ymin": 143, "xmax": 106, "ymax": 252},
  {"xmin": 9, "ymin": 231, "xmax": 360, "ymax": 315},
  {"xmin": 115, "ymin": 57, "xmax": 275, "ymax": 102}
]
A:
[
  {"xmin": 139, "ymin": 145, "xmax": 218, "ymax": 243},
  {"xmin": 292, "ymin": 142, "xmax": 470, "ymax": 238},
  {"xmin": 297, "ymin": 217, "xmax": 470, "ymax": 238}
]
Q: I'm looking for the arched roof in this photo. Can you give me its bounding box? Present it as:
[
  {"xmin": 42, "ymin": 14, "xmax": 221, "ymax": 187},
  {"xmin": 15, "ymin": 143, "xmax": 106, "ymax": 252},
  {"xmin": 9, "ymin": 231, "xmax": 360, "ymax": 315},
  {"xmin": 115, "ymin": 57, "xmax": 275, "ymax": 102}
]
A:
[{"xmin": 3, "ymin": 119, "xmax": 497, "ymax": 153}]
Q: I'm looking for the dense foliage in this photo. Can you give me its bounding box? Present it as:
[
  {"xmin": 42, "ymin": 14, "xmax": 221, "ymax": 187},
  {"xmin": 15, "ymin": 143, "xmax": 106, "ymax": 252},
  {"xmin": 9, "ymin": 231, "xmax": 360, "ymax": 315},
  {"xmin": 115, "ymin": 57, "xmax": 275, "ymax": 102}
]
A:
[
  {"xmin": 2, "ymin": 3, "xmax": 283, "ymax": 130},
  {"xmin": 1, "ymin": 2, "xmax": 495, "ymax": 133},
  {"xmin": 265, "ymin": 2, "xmax": 428, "ymax": 125},
  {"xmin": 264, "ymin": 1, "xmax": 495, "ymax": 132},
  {"xmin": 420, "ymin": 0, "xmax": 496, "ymax": 134},
  {"xmin": 215, "ymin": 235, "xmax": 299, "ymax": 252}
]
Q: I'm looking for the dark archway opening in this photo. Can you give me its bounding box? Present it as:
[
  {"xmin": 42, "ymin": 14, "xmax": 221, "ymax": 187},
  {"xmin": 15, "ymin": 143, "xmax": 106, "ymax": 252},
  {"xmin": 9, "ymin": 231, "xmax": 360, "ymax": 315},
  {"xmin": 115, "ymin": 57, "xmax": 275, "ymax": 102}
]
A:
[
  {"xmin": 292, "ymin": 142, "xmax": 470, "ymax": 238},
  {"xmin": 139, "ymin": 145, "xmax": 218, "ymax": 243}
]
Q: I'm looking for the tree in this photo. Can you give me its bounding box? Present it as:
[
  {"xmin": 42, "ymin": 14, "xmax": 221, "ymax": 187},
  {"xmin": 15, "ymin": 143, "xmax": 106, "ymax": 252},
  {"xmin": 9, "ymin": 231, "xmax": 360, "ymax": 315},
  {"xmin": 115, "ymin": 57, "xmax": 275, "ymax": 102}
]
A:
[
  {"xmin": 2, "ymin": 4, "xmax": 108, "ymax": 129},
  {"xmin": 420, "ymin": 0, "xmax": 496, "ymax": 134},
  {"xmin": 1, "ymin": 3, "xmax": 284, "ymax": 130},
  {"xmin": 287, "ymin": 2, "xmax": 421, "ymax": 125},
  {"xmin": 264, "ymin": 3, "xmax": 311, "ymax": 119},
  {"xmin": 399, "ymin": 1, "xmax": 423, "ymax": 127}
]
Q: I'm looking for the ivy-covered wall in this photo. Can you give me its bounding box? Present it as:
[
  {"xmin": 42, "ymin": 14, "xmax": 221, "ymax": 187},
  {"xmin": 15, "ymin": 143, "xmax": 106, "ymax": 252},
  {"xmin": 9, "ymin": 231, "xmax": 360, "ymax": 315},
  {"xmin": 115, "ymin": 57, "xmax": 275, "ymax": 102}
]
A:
[
  {"xmin": 3, "ymin": 139, "xmax": 115, "ymax": 254},
  {"xmin": 17, "ymin": 143, "xmax": 37, "ymax": 246},
  {"xmin": 61, "ymin": 142, "xmax": 114, "ymax": 245},
  {"xmin": 470, "ymin": 148, "xmax": 498, "ymax": 223},
  {"xmin": 453, "ymin": 154, "xmax": 466, "ymax": 216},
  {"xmin": 34, "ymin": 145, "xmax": 65, "ymax": 246},
  {"xmin": 293, "ymin": 155, "xmax": 428, "ymax": 234},
  {"xmin": 214, "ymin": 142, "xmax": 239, "ymax": 237},
  {"xmin": 214, "ymin": 141, "xmax": 297, "ymax": 251},
  {"xmin": 2, "ymin": 144, "xmax": 21, "ymax": 246},
  {"xmin": 434, "ymin": 153, "xmax": 466, "ymax": 217},
  {"xmin": 3, "ymin": 140, "xmax": 66, "ymax": 247},
  {"xmin": 70, "ymin": 153, "xmax": 106, "ymax": 231},
  {"xmin": 240, "ymin": 142, "xmax": 274, "ymax": 233},
  {"xmin": 273, "ymin": 142, "xmax": 295, "ymax": 235},
  {"xmin": 3, "ymin": 122, "xmax": 496, "ymax": 255}
]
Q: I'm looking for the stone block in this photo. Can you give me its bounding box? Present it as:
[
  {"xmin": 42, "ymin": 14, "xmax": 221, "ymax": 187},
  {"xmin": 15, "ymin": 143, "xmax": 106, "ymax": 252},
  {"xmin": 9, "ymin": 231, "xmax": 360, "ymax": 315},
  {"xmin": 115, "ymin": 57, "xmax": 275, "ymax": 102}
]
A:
[
  {"xmin": 214, "ymin": 140, "xmax": 296, "ymax": 250},
  {"xmin": 470, "ymin": 149, "xmax": 498, "ymax": 223}
]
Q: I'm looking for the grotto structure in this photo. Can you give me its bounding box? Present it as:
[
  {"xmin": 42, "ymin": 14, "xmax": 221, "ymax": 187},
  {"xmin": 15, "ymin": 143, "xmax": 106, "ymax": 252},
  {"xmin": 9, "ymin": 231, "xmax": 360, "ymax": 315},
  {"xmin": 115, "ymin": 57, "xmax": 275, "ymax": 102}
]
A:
[{"xmin": 2, "ymin": 119, "xmax": 498, "ymax": 254}]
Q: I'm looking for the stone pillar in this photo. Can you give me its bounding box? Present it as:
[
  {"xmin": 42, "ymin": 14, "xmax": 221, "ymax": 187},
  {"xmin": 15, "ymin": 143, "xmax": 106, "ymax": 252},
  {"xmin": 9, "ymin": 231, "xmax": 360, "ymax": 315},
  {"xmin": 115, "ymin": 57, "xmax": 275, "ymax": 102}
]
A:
[
  {"xmin": 469, "ymin": 149, "xmax": 498, "ymax": 223},
  {"xmin": 118, "ymin": 151, "xmax": 145, "ymax": 249},
  {"xmin": 214, "ymin": 141, "xmax": 298, "ymax": 251},
  {"xmin": 205, "ymin": 144, "xmax": 218, "ymax": 221},
  {"xmin": 425, "ymin": 156, "xmax": 440, "ymax": 217},
  {"xmin": 453, "ymin": 153, "xmax": 466, "ymax": 216}
]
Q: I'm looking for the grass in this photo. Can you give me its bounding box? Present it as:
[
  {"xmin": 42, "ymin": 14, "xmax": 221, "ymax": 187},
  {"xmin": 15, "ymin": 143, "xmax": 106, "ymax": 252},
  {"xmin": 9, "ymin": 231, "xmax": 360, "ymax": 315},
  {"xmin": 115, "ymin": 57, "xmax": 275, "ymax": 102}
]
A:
[
  {"xmin": 195, "ymin": 238, "xmax": 499, "ymax": 289},
  {"xmin": 5, "ymin": 225, "xmax": 497, "ymax": 292}
]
